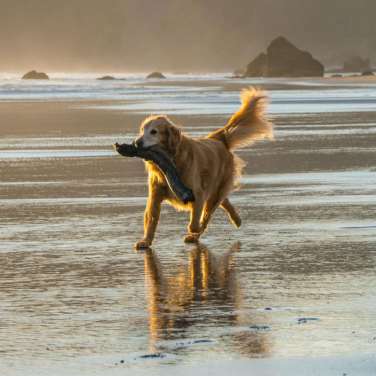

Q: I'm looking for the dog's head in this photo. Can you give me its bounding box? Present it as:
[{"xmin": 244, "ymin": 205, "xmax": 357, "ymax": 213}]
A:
[{"xmin": 135, "ymin": 115, "xmax": 181, "ymax": 155}]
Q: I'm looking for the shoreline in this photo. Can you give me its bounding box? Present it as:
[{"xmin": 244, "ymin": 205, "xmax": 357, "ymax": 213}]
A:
[{"xmin": 2, "ymin": 353, "xmax": 375, "ymax": 376}]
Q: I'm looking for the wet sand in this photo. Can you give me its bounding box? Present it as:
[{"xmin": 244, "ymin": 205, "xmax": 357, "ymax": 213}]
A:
[{"xmin": 0, "ymin": 78, "xmax": 376, "ymax": 375}]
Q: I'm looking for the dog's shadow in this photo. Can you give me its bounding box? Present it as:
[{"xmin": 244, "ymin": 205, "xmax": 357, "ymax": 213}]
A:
[{"xmin": 142, "ymin": 242, "xmax": 270, "ymax": 356}]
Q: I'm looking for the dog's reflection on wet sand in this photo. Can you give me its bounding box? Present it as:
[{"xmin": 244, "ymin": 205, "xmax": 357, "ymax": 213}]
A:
[{"xmin": 143, "ymin": 242, "xmax": 270, "ymax": 356}]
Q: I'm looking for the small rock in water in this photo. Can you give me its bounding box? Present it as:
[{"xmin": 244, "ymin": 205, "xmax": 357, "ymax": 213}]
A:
[
  {"xmin": 22, "ymin": 70, "xmax": 49, "ymax": 80},
  {"xmin": 264, "ymin": 307, "xmax": 272, "ymax": 311},
  {"xmin": 97, "ymin": 75, "xmax": 116, "ymax": 80},
  {"xmin": 297, "ymin": 317, "xmax": 319, "ymax": 324},
  {"xmin": 146, "ymin": 71, "xmax": 166, "ymax": 79},
  {"xmin": 193, "ymin": 339, "xmax": 212, "ymax": 344},
  {"xmin": 249, "ymin": 325, "xmax": 271, "ymax": 331},
  {"xmin": 120, "ymin": 359, "xmax": 124, "ymax": 364},
  {"xmin": 361, "ymin": 70, "xmax": 374, "ymax": 76},
  {"xmin": 139, "ymin": 353, "xmax": 165, "ymax": 359},
  {"xmin": 171, "ymin": 339, "xmax": 213, "ymax": 350}
]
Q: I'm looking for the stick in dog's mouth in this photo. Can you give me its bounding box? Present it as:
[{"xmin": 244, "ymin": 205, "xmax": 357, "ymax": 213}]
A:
[{"xmin": 114, "ymin": 142, "xmax": 195, "ymax": 204}]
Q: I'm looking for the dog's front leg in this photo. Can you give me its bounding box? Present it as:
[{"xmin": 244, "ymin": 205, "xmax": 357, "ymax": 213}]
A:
[
  {"xmin": 135, "ymin": 186, "xmax": 164, "ymax": 250},
  {"xmin": 184, "ymin": 198, "xmax": 204, "ymax": 243}
]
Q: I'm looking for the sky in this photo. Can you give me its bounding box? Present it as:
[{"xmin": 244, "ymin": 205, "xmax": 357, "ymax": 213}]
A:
[{"xmin": 0, "ymin": 0, "xmax": 375, "ymax": 72}]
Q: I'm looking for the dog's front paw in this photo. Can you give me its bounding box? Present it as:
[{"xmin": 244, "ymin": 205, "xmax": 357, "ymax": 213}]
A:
[
  {"xmin": 184, "ymin": 233, "xmax": 200, "ymax": 243},
  {"xmin": 134, "ymin": 239, "xmax": 152, "ymax": 250}
]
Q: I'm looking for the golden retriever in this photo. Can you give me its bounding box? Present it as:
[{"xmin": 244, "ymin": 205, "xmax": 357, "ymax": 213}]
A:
[{"xmin": 134, "ymin": 87, "xmax": 273, "ymax": 249}]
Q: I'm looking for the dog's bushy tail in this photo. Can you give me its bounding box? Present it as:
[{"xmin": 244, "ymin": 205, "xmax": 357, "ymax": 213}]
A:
[{"xmin": 208, "ymin": 87, "xmax": 273, "ymax": 150}]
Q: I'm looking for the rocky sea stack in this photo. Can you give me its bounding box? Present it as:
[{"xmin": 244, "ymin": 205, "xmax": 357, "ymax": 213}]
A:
[
  {"xmin": 146, "ymin": 71, "xmax": 166, "ymax": 79},
  {"xmin": 244, "ymin": 36, "xmax": 324, "ymax": 78},
  {"xmin": 244, "ymin": 52, "xmax": 268, "ymax": 77},
  {"xmin": 22, "ymin": 70, "xmax": 49, "ymax": 80}
]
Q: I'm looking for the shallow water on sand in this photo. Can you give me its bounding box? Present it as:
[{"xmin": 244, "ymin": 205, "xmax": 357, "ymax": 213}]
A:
[{"xmin": 0, "ymin": 77, "xmax": 375, "ymax": 374}]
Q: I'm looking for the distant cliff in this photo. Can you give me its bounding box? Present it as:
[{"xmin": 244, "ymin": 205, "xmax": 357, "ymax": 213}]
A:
[{"xmin": 343, "ymin": 56, "xmax": 371, "ymax": 73}]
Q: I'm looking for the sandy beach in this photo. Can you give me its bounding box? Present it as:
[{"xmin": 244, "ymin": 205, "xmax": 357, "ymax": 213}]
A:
[{"xmin": 0, "ymin": 76, "xmax": 375, "ymax": 375}]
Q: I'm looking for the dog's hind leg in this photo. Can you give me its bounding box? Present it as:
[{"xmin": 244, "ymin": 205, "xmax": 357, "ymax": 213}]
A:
[
  {"xmin": 221, "ymin": 198, "xmax": 241, "ymax": 228},
  {"xmin": 184, "ymin": 198, "xmax": 205, "ymax": 243}
]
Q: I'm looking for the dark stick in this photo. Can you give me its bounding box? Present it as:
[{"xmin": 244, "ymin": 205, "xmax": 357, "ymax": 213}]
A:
[{"xmin": 114, "ymin": 142, "xmax": 195, "ymax": 204}]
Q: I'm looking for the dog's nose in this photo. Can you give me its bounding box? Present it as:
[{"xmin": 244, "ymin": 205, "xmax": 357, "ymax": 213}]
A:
[{"xmin": 135, "ymin": 138, "xmax": 144, "ymax": 148}]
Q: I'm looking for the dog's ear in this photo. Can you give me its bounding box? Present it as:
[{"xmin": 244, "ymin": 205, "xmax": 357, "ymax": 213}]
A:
[{"xmin": 166, "ymin": 126, "xmax": 181, "ymax": 156}]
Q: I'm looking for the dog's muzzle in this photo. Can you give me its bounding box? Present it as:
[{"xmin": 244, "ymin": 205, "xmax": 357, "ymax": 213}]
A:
[{"xmin": 134, "ymin": 138, "xmax": 144, "ymax": 148}]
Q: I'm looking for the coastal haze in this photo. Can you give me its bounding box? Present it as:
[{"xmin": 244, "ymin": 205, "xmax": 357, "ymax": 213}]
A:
[
  {"xmin": 1, "ymin": 1, "xmax": 376, "ymax": 375},
  {"xmin": 0, "ymin": 0, "xmax": 376, "ymax": 71}
]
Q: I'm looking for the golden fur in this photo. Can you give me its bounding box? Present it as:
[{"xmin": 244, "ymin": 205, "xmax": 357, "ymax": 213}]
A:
[{"xmin": 134, "ymin": 87, "xmax": 273, "ymax": 249}]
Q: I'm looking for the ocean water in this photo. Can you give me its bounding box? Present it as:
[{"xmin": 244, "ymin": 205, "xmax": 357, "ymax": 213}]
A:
[
  {"xmin": 1, "ymin": 73, "xmax": 376, "ymax": 114},
  {"xmin": 0, "ymin": 74, "xmax": 375, "ymax": 375}
]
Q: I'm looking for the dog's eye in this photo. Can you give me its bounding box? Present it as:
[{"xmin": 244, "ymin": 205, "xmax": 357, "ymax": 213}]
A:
[{"xmin": 150, "ymin": 129, "xmax": 157, "ymax": 135}]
